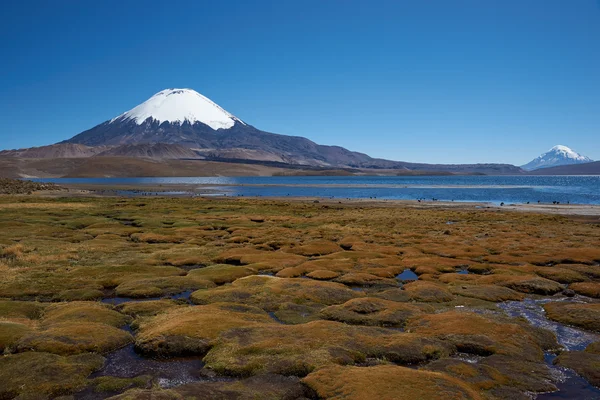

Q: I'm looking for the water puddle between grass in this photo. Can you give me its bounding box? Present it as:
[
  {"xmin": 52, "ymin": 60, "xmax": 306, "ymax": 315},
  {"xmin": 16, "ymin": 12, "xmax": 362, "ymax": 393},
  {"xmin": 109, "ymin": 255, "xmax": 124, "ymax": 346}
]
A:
[
  {"xmin": 89, "ymin": 343, "xmax": 206, "ymax": 388},
  {"xmin": 268, "ymin": 311, "xmax": 286, "ymax": 324},
  {"xmin": 452, "ymin": 352, "xmax": 484, "ymax": 364},
  {"xmin": 498, "ymin": 298, "xmax": 600, "ymax": 399},
  {"xmin": 101, "ymin": 296, "xmax": 161, "ymax": 306},
  {"xmin": 536, "ymin": 353, "xmax": 600, "ymax": 399},
  {"xmin": 177, "ymin": 264, "xmax": 206, "ymax": 272},
  {"xmin": 498, "ymin": 298, "xmax": 598, "ymax": 351},
  {"xmin": 396, "ymin": 269, "xmax": 418, "ymax": 281},
  {"xmin": 101, "ymin": 290, "xmax": 194, "ymax": 306}
]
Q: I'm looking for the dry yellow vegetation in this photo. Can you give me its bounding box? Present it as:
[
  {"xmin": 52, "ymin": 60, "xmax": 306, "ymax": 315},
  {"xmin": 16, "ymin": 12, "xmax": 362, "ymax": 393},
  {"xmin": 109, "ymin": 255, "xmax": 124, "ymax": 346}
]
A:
[{"xmin": 0, "ymin": 194, "xmax": 598, "ymax": 398}]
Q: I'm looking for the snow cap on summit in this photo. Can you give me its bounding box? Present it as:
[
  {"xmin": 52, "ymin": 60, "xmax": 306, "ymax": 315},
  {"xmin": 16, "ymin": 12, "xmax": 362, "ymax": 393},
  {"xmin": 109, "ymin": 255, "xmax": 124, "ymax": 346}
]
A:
[
  {"xmin": 548, "ymin": 145, "xmax": 589, "ymax": 161},
  {"xmin": 111, "ymin": 88, "xmax": 244, "ymax": 130},
  {"xmin": 521, "ymin": 144, "xmax": 593, "ymax": 171}
]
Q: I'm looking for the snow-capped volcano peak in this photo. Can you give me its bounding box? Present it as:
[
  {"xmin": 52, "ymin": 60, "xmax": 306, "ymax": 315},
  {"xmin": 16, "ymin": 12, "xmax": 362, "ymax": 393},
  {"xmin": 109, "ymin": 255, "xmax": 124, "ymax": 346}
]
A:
[
  {"xmin": 548, "ymin": 145, "xmax": 587, "ymax": 160},
  {"xmin": 111, "ymin": 88, "xmax": 244, "ymax": 130},
  {"xmin": 522, "ymin": 145, "xmax": 593, "ymax": 171}
]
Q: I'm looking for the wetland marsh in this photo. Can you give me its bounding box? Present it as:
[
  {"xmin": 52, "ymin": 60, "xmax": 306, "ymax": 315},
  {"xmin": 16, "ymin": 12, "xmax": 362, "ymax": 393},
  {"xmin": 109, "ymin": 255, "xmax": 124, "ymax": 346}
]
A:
[{"xmin": 0, "ymin": 194, "xmax": 599, "ymax": 399}]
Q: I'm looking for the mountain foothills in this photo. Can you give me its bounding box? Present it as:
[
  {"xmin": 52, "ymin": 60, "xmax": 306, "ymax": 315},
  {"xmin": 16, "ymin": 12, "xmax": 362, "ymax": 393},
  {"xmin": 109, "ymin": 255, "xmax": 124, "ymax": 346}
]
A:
[
  {"xmin": 521, "ymin": 145, "xmax": 593, "ymax": 171},
  {"xmin": 0, "ymin": 89, "xmax": 595, "ymax": 177}
]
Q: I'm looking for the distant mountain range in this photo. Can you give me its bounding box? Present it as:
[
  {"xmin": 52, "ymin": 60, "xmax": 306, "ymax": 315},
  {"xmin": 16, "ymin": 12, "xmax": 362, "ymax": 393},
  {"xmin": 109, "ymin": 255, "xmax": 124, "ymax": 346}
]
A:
[
  {"xmin": 521, "ymin": 145, "xmax": 593, "ymax": 171},
  {"xmin": 0, "ymin": 88, "xmax": 596, "ymax": 177}
]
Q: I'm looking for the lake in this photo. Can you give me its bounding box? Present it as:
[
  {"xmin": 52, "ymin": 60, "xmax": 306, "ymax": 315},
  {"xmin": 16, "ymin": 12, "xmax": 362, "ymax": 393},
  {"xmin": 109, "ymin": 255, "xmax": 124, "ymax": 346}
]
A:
[{"xmin": 32, "ymin": 175, "xmax": 600, "ymax": 205}]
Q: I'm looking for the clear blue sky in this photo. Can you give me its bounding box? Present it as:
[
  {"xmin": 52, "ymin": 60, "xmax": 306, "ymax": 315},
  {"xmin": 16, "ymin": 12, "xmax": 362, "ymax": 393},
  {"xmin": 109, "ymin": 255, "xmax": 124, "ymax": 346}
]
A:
[{"xmin": 1, "ymin": 0, "xmax": 599, "ymax": 165}]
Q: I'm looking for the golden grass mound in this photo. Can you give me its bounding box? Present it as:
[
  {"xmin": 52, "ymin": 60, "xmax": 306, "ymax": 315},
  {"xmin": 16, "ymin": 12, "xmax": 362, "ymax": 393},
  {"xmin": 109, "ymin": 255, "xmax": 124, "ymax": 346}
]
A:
[
  {"xmin": 448, "ymin": 284, "xmax": 525, "ymax": 302},
  {"xmin": 554, "ymin": 351, "xmax": 600, "ymax": 387},
  {"xmin": 115, "ymin": 275, "xmax": 215, "ymax": 298},
  {"xmin": 0, "ymin": 351, "xmax": 104, "ymax": 399},
  {"xmin": 187, "ymin": 264, "xmax": 257, "ymax": 284},
  {"xmin": 406, "ymin": 311, "xmax": 551, "ymax": 361},
  {"xmin": 204, "ymin": 320, "xmax": 451, "ymax": 376},
  {"xmin": 569, "ymin": 282, "xmax": 600, "ymax": 298},
  {"xmin": 319, "ymin": 297, "xmax": 423, "ymax": 327},
  {"xmin": 116, "ymin": 299, "xmax": 181, "ymax": 317},
  {"xmin": 335, "ymin": 272, "xmax": 397, "ymax": 286},
  {"xmin": 190, "ymin": 275, "xmax": 359, "ymax": 311},
  {"xmin": 42, "ymin": 301, "xmax": 129, "ymax": 327},
  {"xmin": 135, "ymin": 303, "xmax": 274, "ymax": 357},
  {"xmin": 426, "ymin": 354, "xmax": 557, "ymax": 395},
  {"xmin": 109, "ymin": 374, "xmax": 315, "ymax": 400},
  {"xmin": 306, "ymin": 269, "xmax": 341, "ymax": 280},
  {"xmin": 16, "ymin": 321, "xmax": 133, "ymax": 355},
  {"xmin": 214, "ymin": 249, "xmax": 306, "ymax": 271},
  {"xmin": 403, "ymin": 280, "xmax": 454, "ymax": 302},
  {"xmin": 285, "ymin": 239, "xmax": 342, "ymax": 256},
  {"xmin": 0, "ymin": 321, "xmax": 32, "ymax": 352},
  {"xmin": 543, "ymin": 302, "xmax": 600, "ymax": 332},
  {"xmin": 303, "ymin": 364, "xmax": 483, "ymax": 400}
]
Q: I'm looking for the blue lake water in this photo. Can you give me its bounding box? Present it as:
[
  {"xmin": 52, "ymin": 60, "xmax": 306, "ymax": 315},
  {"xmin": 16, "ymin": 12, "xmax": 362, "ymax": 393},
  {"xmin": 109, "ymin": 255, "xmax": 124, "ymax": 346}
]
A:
[{"xmin": 32, "ymin": 175, "xmax": 600, "ymax": 205}]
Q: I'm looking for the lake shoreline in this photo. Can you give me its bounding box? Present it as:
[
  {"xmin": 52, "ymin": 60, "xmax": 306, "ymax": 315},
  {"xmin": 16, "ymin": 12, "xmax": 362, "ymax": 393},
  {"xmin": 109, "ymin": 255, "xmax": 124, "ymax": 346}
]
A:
[{"xmin": 22, "ymin": 183, "xmax": 600, "ymax": 217}]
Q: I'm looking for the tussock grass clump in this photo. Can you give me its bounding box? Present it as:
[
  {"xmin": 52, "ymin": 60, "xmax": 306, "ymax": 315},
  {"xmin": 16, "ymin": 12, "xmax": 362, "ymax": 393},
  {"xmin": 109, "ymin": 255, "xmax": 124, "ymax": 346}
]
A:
[
  {"xmin": 448, "ymin": 284, "xmax": 525, "ymax": 302},
  {"xmin": 543, "ymin": 302, "xmax": 600, "ymax": 332},
  {"xmin": 0, "ymin": 321, "xmax": 32, "ymax": 352},
  {"xmin": 109, "ymin": 374, "xmax": 315, "ymax": 400},
  {"xmin": 190, "ymin": 275, "xmax": 359, "ymax": 312},
  {"xmin": 16, "ymin": 321, "xmax": 133, "ymax": 355},
  {"xmin": 402, "ymin": 281, "xmax": 455, "ymax": 302},
  {"xmin": 214, "ymin": 248, "xmax": 306, "ymax": 271},
  {"xmin": 554, "ymin": 351, "xmax": 600, "ymax": 387},
  {"xmin": 13, "ymin": 302, "xmax": 133, "ymax": 355},
  {"xmin": 285, "ymin": 239, "xmax": 342, "ymax": 256},
  {"xmin": 115, "ymin": 275, "xmax": 215, "ymax": 298},
  {"xmin": 303, "ymin": 364, "xmax": 483, "ymax": 400},
  {"xmin": 335, "ymin": 272, "xmax": 397, "ymax": 287},
  {"xmin": 406, "ymin": 311, "xmax": 554, "ymax": 361},
  {"xmin": 0, "ymin": 351, "xmax": 104, "ymax": 398},
  {"xmin": 479, "ymin": 275, "xmax": 564, "ymax": 295},
  {"xmin": 42, "ymin": 301, "xmax": 130, "ymax": 327},
  {"xmin": 569, "ymin": 282, "xmax": 600, "ymax": 298},
  {"xmin": 426, "ymin": 355, "xmax": 558, "ymax": 395},
  {"xmin": 0, "ymin": 299, "xmax": 46, "ymax": 320},
  {"xmin": 92, "ymin": 375, "xmax": 152, "ymax": 393},
  {"xmin": 320, "ymin": 297, "xmax": 423, "ymax": 327},
  {"xmin": 534, "ymin": 267, "xmax": 588, "ymax": 284},
  {"xmin": 117, "ymin": 299, "xmax": 181, "ymax": 318},
  {"xmin": 204, "ymin": 320, "xmax": 451, "ymax": 376},
  {"xmin": 306, "ymin": 269, "xmax": 340, "ymax": 280},
  {"xmin": 187, "ymin": 264, "xmax": 257, "ymax": 284},
  {"xmin": 135, "ymin": 303, "xmax": 273, "ymax": 357}
]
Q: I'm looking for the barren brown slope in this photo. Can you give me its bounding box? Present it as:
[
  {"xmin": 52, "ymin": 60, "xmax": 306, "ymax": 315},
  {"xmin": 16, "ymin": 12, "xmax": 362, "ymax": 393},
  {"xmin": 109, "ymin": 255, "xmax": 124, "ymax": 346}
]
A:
[
  {"xmin": 95, "ymin": 143, "xmax": 200, "ymax": 159},
  {"xmin": 0, "ymin": 143, "xmax": 107, "ymax": 158},
  {"xmin": 0, "ymin": 157, "xmax": 302, "ymax": 178}
]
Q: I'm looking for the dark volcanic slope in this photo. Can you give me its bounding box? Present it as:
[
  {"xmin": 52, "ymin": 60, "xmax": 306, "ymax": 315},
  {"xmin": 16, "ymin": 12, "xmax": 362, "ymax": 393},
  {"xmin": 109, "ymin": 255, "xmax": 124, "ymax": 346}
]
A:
[
  {"xmin": 64, "ymin": 118, "xmax": 375, "ymax": 167},
  {"xmin": 529, "ymin": 161, "xmax": 600, "ymax": 175}
]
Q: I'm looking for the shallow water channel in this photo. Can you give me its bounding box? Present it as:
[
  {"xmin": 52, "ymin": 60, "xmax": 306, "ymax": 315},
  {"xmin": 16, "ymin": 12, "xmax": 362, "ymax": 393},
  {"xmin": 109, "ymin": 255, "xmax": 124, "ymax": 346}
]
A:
[{"xmin": 498, "ymin": 298, "xmax": 600, "ymax": 399}]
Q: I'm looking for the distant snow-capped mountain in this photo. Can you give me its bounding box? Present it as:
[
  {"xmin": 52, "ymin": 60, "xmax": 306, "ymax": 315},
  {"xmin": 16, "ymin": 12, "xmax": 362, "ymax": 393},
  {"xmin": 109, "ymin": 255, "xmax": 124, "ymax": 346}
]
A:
[{"xmin": 522, "ymin": 145, "xmax": 593, "ymax": 171}]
